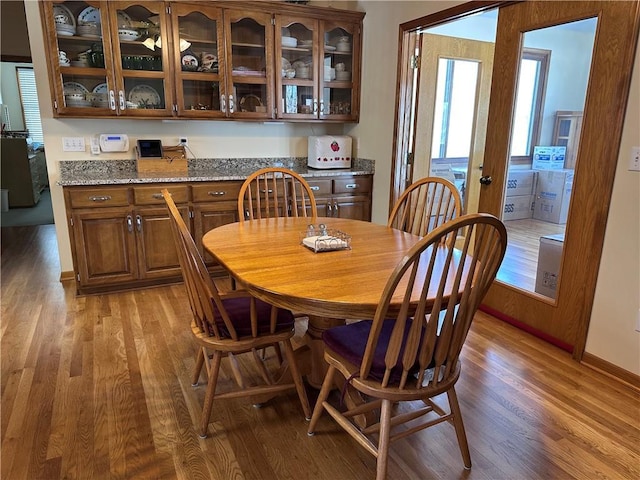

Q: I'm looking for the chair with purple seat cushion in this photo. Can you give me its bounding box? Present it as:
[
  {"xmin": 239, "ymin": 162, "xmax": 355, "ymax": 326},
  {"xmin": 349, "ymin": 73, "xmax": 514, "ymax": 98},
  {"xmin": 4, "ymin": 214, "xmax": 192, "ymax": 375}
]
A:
[
  {"xmin": 307, "ymin": 213, "xmax": 507, "ymax": 480},
  {"xmin": 162, "ymin": 189, "xmax": 311, "ymax": 438}
]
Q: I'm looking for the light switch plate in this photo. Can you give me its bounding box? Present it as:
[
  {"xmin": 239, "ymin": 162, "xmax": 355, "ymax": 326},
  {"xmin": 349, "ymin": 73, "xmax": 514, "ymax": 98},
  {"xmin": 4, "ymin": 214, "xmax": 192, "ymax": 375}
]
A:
[
  {"xmin": 62, "ymin": 137, "xmax": 86, "ymax": 152},
  {"xmin": 629, "ymin": 146, "xmax": 640, "ymax": 171}
]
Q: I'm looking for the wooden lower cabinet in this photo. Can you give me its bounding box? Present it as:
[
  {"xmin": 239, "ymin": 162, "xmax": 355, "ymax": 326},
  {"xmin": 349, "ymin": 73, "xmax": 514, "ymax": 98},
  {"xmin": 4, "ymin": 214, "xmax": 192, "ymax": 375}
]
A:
[
  {"xmin": 64, "ymin": 174, "xmax": 371, "ymax": 294},
  {"xmin": 307, "ymin": 175, "xmax": 372, "ymax": 221}
]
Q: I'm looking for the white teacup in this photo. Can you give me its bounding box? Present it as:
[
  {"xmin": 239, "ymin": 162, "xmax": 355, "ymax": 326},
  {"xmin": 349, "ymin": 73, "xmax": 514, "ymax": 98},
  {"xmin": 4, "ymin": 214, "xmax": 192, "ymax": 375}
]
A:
[
  {"xmin": 335, "ymin": 63, "xmax": 346, "ymax": 72},
  {"xmin": 59, "ymin": 51, "xmax": 68, "ymax": 61}
]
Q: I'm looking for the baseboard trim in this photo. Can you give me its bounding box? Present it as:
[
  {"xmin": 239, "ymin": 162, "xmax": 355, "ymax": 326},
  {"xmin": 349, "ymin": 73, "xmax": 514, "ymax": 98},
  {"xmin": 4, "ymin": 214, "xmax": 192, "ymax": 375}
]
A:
[
  {"xmin": 581, "ymin": 352, "xmax": 640, "ymax": 392},
  {"xmin": 60, "ymin": 271, "xmax": 75, "ymax": 282}
]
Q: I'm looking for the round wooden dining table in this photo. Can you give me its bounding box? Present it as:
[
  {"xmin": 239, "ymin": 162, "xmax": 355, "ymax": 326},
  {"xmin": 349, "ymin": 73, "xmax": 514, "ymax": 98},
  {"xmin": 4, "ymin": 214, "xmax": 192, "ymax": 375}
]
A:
[{"xmin": 202, "ymin": 216, "xmax": 460, "ymax": 389}]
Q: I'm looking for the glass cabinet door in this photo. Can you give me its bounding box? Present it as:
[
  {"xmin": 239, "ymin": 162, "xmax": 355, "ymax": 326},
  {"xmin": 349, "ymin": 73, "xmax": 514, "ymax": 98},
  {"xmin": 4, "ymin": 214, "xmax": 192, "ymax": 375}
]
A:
[
  {"xmin": 223, "ymin": 10, "xmax": 273, "ymax": 119},
  {"xmin": 171, "ymin": 4, "xmax": 226, "ymax": 117},
  {"xmin": 109, "ymin": 1, "xmax": 173, "ymax": 117},
  {"xmin": 320, "ymin": 22, "xmax": 360, "ymax": 121},
  {"xmin": 275, "ymin": 16, "xmax": 318, "ymax": 119},
  {"xmin": 46, "ymin": 1, "xmax": 116, "ymax": 115}
]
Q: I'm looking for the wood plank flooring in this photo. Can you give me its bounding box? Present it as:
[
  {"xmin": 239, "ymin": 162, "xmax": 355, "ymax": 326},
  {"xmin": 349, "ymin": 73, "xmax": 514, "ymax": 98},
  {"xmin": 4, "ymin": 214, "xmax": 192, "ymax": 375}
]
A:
[
  {"xmin": 2, "ymin": 225, "xmax": 638, "ymax": 479},
  {"xmin": 499, "ymin": 218, "xmax": 565, "ymax": 292}
]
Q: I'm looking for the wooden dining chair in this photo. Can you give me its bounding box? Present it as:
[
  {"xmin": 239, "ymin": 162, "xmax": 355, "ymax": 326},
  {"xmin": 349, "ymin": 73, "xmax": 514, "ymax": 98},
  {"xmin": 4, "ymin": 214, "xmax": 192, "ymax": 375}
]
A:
[
  {"xmin": 388, "ymin": 176, "xmax": 462, "ymax": 236},
  {"xmin": 238, "ymin": 167, "xmax": 318, "ymax": 221},
  {"xmin": 162, "ymin": 189, "xmax": 311, "ymax": 438},
  {"xmin": 307, "ymin": 213, "xmax": 507, "ymax": 480}
]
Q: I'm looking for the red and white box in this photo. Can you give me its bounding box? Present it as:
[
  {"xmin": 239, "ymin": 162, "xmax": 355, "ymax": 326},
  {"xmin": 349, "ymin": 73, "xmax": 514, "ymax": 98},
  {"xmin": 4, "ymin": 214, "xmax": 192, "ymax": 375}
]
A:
[{"xmin": 307, "ymin": 136, "xmax": 352, "ymax": 169}]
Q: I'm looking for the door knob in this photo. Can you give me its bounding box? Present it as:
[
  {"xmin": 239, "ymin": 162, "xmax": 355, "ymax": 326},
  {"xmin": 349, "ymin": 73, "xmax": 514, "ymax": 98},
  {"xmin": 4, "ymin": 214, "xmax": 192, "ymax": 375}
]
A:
[{"xmin": 479, "ymin": 176, "xmax": 493, "ymax": 185}]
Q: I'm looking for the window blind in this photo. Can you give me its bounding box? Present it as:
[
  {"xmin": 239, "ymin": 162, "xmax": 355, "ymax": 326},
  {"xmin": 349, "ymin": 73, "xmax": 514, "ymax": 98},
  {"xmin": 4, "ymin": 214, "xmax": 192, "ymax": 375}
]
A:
[{"xmin": 16, "ymin": 67, "xmax": 44, "ymax": 144}]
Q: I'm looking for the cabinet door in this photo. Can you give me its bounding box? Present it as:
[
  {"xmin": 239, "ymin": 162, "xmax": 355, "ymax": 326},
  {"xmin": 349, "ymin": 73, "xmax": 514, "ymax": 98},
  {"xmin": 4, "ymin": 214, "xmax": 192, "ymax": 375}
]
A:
[
  {"xmin": 319, "ymin": 20, "xmax": 361, "ymax": 121},
  {"xmin": 71, "ymin": 208, "xmax": 139, "ymax": 287},
  {"xmin": 192, "ymin": 202, "xmax": 239, "ymax": 267},
  {"xmin": 275, "ymin": 15, "xmax": 319, "ymax": 119},
  {"xmin": 172, "ymin": 3, "xmax": 227, "ymax": 118},
  {"xmin": 41, "ymin": 1, "xmax": 118, "ymax": 116},
  {"xmin": 134, "ymin": 205, "xmax": 188, "ymax": 279},
  {"xmin": 108, "ymin": 1, "xmax": 174, "ymax": 117},
  {"xmin": 333, "ymin": 195, "xmax": 371, "ymax": 221},
  {"xmin": 222, "ymin": 9, "xmax": 274, "ymax": 119}
]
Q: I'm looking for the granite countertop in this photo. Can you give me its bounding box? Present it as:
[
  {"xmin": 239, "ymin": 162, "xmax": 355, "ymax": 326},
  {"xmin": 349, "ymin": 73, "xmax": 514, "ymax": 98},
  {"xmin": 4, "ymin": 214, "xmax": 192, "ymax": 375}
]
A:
[{"xmin": 59, "ymin": 157, "xmax": 375, "ymax": 186}]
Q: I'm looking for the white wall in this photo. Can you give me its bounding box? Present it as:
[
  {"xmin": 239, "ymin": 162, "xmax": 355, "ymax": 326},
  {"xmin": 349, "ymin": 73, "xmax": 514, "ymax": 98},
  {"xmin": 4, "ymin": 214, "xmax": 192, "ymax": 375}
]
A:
[{"xmin": 24, "ymin": 0, "xmax": 639, "ymax": 374}]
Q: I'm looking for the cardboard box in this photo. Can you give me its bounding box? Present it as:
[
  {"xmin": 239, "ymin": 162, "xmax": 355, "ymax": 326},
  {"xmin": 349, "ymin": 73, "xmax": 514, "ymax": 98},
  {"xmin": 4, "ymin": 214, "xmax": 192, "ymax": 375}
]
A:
[
  {"xmin": 532, "ymin": 146, "xmax": 566, "ymax": 170},
  {"xmin": 533, "ymin": 169, "xmax": 574, "ymax": 224},
  {"xmin": 307, "ymin": 136, "xmax": 352, "ymax": 169},
  {"xmin": 535, "ymin": 233, "xmax": 564, "ymax": 298},
  {"xmin": 505, "ymin": 169, "xmax": 537, "ymax": 197},
  {"xmin": 503, "ymin": 194, "xmax": 534, "ymax": 221}
]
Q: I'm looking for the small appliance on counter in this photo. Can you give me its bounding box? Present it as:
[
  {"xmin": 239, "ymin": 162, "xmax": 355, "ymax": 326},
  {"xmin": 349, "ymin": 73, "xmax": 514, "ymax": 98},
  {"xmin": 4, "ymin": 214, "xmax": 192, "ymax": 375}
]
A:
[{"xmin": 307, "ymin": 135, "xmax": 352, "ymax": 169}]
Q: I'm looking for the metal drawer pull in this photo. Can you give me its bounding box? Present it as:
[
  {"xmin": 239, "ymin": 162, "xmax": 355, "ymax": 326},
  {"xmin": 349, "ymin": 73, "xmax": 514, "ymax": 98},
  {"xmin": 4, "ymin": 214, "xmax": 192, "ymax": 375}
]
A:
[
  {"xmin": 310, "ymin": 186, "xmax": 320, "ymax": 191},
  {"xmin": 136, "ymin": 215, "xmax": 142, "ymax": 232},
  {"xmin": 260, "ymin": 189, "xmax": 274, "ymax": 194},
  {"xmin": 126, "ymin": 215, "xmax": 133, "ymax": 233},
  {"xmin": 207, "ymin": 191, "xmax": 226, "ymax": 196},
  {"xmin": 89, "ymin": 195, "xmax": 112, "ymax": 202},
  {"xmin": 345, "ymin": 184, "xmax": 358, "ymax": 189},
  {"xmin": 151, "ymin": 192, "xmax": 169, "ymax": 199}
]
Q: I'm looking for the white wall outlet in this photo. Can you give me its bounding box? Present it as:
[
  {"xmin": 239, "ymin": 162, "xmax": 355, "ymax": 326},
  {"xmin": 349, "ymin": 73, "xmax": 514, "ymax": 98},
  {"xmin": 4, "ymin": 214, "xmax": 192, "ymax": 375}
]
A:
[
  {"xmin": 636, "ymin": 309, "xmax": 640, "ymax": 333},
  {"xmin": 629, "ymin": 146, "xmax": 640, "ymax": 171},
  {"xmin": 179, "ymin": 137, "xmax": 188, "ymax": 146},
  {"xmin": 62, "ymin": 137, "xmax": 86, "ymax": 152}
]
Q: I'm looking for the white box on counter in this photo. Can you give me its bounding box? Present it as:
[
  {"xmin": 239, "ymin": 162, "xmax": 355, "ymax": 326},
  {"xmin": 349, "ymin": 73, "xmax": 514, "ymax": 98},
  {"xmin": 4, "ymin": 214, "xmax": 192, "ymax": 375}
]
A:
[
  {"xmin": 533, "ymin": 169, "xmax": 574, "ymax": 224},
  {"xmin": 535, "ymin": 233, "xmax": 564, "ymax": 298},
  {"xmin": 532, "ymin": 146, "xmax": 566, "ymax": 170},
  {"xmin": 502, "ymin": 194, "xmax": 534, "ymax": 221},
  {"xmin": 307, "ymin": 136, "xmax": 352, "ymax": 169},
  {"xmin": 505, "ymin": 169, "xmax": 537, "ymax": 197}
]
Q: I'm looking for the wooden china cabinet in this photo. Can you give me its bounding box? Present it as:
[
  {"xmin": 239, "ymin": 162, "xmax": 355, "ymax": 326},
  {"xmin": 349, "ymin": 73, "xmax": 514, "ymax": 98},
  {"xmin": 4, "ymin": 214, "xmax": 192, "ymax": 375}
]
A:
[{"xmin": 40, "ymin": 0, "xmax": 364, "ymax": 122}]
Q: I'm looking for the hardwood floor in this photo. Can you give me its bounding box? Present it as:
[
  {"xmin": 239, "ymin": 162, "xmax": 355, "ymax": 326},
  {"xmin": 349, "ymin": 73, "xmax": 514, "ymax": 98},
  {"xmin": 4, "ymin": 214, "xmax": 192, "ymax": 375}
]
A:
[
  {"xmin": 2, "ymin": 225, "xmax": 638, "ymax": 479},
  {"xmin": 499, "ymin": 218, "xmax": 565, "ymax": 292}
]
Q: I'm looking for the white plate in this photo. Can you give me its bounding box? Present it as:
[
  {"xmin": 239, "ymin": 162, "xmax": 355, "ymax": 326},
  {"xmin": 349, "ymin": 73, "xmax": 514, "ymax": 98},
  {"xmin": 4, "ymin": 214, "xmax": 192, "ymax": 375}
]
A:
[
  {"xmin": 92, "ymin": 83, "xmax": 108, "ymax": 94},
  {"xmin": 116, "ymin": 10, "xmax": 132, "ymax": 28},
  {"xmin": 281, "ymin": 57, "xmax": 291, "ymax": 70},
  {"xmin": 77, "ymin": 5, "xmax": 101, "ymax": 24},
  {"xmin": 324, "ymin": 45, "xmax": 336, "ymax": 52},
  {"xmin": 53, "ymin": 4, "xmax": 75, "ymax": 26},
  {"xmin": 63, "ymin": 82, "xmax": 89, "ymax": 95},
  {"xmin": 128, "ymin": 84, "xmax": 161, "ymax": 108}
]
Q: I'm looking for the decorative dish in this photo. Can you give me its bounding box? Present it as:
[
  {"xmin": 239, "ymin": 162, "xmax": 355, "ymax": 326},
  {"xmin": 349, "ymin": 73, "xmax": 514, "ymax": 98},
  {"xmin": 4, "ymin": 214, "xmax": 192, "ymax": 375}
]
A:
[
  {"xmin": 117, "ymin": 10, "xmax": 132, "ymax": 28},
  {"xmin": 324, "ymin": 45, "xmax": 336, "ymax": 52},
  {"xmin": 77, "ymin": 5, "xmax": 101, "ymax": 24},
  {"xmin": 181, "ymin": 54, "xmax": 199, "ymax": 71},
  {"xmin": 63, "ymin": 82, "xmax": 89, "ymax": 95},
  {"xmin": 92, "ymin": 83, "xmax": 108, "ymax": 94},
  {"xmin": 53, "ymin": 4, "xmax": 75, "ymax": 26},
  {"xmin": 128, "ymin": 84, "xmax": 161, "ymax": 108},
  {"xmin": 239, "ymin": 94, "xmax": 262, "ymax": 112}
]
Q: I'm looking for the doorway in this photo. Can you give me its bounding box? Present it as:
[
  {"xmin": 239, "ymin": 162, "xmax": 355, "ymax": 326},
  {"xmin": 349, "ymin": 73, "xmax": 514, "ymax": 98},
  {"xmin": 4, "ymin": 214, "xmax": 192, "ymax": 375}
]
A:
[{"xmin": 391, "ymin": 1, "xmax": 640, "ymax": 358}]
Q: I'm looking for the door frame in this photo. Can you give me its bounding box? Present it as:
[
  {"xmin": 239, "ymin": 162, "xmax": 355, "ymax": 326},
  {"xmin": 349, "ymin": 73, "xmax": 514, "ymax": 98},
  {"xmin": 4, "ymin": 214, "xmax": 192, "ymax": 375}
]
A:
[{"xmin": 390, "ymin": 0, "xmax": 640, "ymax": 360}]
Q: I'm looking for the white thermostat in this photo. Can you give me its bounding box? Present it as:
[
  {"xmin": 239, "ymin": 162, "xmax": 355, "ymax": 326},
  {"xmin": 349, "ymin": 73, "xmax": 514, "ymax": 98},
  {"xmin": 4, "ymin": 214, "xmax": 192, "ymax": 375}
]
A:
[{"xmin": 99, "ymin": 134, "xmax": 129, "ymax": 152}]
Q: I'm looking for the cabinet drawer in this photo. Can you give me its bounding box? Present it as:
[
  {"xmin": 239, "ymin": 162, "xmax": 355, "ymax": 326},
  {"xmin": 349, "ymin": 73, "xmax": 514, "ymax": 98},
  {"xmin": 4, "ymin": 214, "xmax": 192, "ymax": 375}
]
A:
[
  {"xmin": 192, "ymin": 182, "xmax": 243, "ymax": 202},
  {"xmin": 133, "ymin": 185, "xmax": 189, "ymax": 205},
  {"xmin": 67, "ymin": 187, "xmax": 129, "ymax": 208},
  {"xmin": 306, "ymin": 179, "xmax": 333, "ymax": 196},
  {"xmin": 333, "ymin": 176, "xmax": 372, "ymax": 194}
]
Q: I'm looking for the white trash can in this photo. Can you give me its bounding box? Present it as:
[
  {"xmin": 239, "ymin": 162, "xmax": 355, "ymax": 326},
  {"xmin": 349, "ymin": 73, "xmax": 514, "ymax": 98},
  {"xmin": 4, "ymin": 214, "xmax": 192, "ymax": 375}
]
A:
[{"xmin": 1, "ymin": 189, "xmax": 9, "ymax": 212}]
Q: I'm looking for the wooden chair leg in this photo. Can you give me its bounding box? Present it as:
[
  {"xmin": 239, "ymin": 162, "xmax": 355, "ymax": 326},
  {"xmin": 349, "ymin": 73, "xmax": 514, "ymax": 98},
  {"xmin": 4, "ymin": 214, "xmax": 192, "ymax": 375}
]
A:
[
  {"xmin": 282, "ymin": 339, "xmax": 311, "ymax": 419},
  {"xmin": 199, "ymin": 351, "xmax": 222, "ymax": 438},
  {"xmin": 192, "ymin": 347, "xmax": 205, "ymax": 386},
  {"xmin": 376, "ymin": 399, "xmax": 393, "ymax": 480},
  {"xmin": 447, "ymin": 387, "xmax": 472, "ymax": 469},
  {"xmin": 307, "ymin": 365, "xmax": 337, "ymax": 434}
]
